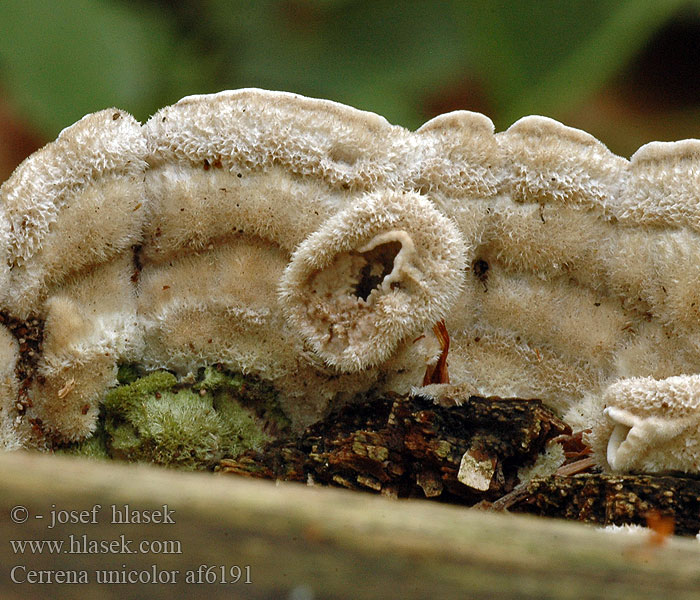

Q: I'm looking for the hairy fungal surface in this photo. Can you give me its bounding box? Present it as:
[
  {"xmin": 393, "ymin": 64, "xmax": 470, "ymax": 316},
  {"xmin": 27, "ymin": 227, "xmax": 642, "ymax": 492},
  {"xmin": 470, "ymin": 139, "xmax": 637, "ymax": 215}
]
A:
[{"xmin": 0, "ymin": 89, "xmax": 699, "ymax": 475}]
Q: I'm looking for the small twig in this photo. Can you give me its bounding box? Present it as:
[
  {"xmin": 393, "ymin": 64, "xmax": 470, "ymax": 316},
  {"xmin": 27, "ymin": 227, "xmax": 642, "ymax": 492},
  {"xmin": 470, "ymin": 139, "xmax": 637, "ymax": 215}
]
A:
[{"xmin": 555, "ymin": 456, "xmax": 597, "ymax": 477}]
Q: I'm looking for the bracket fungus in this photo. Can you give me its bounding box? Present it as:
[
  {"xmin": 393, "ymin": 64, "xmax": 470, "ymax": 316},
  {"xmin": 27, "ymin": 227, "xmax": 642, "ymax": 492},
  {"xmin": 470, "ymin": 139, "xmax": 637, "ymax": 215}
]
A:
[
  {"xmin": 0, "ymin": 89, "xmax": 699, "ymax": 476},
  {"xmin": 0, "ymin": 109, "xmax": 146, "ymax": 442}
]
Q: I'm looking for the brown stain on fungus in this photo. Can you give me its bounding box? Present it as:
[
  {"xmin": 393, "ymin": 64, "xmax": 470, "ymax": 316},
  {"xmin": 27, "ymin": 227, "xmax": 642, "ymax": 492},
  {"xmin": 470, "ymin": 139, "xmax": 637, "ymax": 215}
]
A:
[{"xmin": 423, "ymin": 320, "xmax": 450, "ymax": 385}]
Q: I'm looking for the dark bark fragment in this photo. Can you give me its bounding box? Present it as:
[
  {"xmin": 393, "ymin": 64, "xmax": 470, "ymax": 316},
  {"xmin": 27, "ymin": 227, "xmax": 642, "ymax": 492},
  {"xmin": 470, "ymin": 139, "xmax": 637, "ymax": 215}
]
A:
[
  {"xmin": 220, "ymin": 390, "xmax": 700, "ymax": 537},
  {"xmin": 220, "ymin": 392, "xmax": 570, "ymax": 503},
  {"xmin": 504, "ymin": 473, "xmax": 700, "ymax": 536}
]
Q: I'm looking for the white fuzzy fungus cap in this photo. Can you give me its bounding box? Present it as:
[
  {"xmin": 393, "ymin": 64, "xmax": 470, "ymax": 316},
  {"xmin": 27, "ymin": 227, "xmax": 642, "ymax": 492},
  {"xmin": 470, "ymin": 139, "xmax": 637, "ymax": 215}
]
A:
[
  {"xmin": 0, "ymin": 108, "xmax": 147, "ymax": 317},
  {"xmin": 145, "ymin": 89, "xmax": 408, "ymax": 189},
  {"xmin": 619, "ymin": 139, "xmax": 700, "ymax": 231},
  {"xmin": 4, "ymin": 88, "xmax": 700, "ymax": 465},
  {"xmin": 141, "ymin": 89, "xmax": 413, "ymax": 266},
  {"xmin": 26, "ymin": 254, "xmax": 142, "ymax": 442},
  {"xmin": 138, "ymin": 90, "xmax": 453, "ymax": 428},
  {"xmin": 497, "ymin": 115, "xmax": 627, "ymax": 210},
  {"xmin": 0, "ymin": 108, "xmax": 146, "ymax": 442},
  {"xmin": 426, "ymin": 114, "xmax": 626, "ymax": 412},
  {"xmin": 0, "ymin": 326, "xmax": 23, "ymax": 450},
  {"xmin": 606, "ymin": 141, "xmax": 700, "ymax": 339},
  {"xmin": 411, "ymin": 110, "xmax": 503, "ymax": 200},
  {"xmin": 590, "ymin": 375, "xmax": 700, "ymax": 473},
  {"xmin": 280, "ymin": 190, "xmax": 466, "ymax": 371}
]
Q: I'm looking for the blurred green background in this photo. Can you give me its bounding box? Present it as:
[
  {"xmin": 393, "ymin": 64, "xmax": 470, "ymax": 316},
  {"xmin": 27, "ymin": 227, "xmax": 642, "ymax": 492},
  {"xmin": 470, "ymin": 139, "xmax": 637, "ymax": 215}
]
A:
[{"xmin": 1, "ymin": 0, "xmax": 700, "ymax": 180}]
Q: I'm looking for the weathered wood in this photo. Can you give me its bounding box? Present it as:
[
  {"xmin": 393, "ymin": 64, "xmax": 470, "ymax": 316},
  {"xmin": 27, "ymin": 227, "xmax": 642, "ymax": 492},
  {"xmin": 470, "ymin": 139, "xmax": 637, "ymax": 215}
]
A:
[
  {"xmin": 218, "ymin": 392, "xmax": 700, "ymax": 537},
  {"xmin": 506, "ymin": 473, "xmax": 700, "ymax": 536},
  {"xmin": 220, "ymin": 393, "xmax": 570, "ymax": 502},
  {"xmin": 0, "ymin": 451, "xmax": 699, "ymax": 600}
]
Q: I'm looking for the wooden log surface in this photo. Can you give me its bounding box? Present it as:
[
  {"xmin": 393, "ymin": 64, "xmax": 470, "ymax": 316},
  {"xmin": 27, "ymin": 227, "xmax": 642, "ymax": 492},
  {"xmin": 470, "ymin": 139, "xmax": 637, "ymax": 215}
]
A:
[{"xmin": 0, "ymin": 450, "xmax": 699, "ymax": 600}]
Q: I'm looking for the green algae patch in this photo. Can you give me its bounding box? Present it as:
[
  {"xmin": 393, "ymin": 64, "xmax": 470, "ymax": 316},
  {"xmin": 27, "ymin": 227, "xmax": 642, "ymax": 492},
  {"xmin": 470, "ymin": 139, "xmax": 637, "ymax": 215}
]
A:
[
  {"xmin": 105, "ymin": 371, "xmax": 178, "ymax": 413},
  {"xmin": 193, "ymin": 366, "xmax": 291, "ymax": 435},
  {"xmin": 56, "ymin": 428, "xmax": 110, "ymax": 460},
  {"xmin": 115, "ymin": 363, "xmax": 142, "ymax": 386},
  {"xmin": 61, "ymin": 366, "xmax": 287, "ymax": 470}
]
